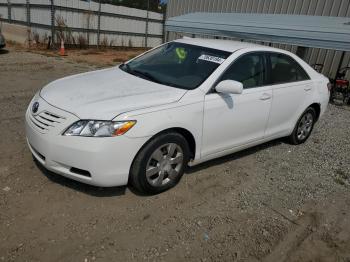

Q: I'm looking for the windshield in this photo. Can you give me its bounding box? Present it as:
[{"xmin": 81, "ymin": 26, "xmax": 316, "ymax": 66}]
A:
[{"xmin": 120, "ymin": 42, "xmax": 231, "ymax": 90}]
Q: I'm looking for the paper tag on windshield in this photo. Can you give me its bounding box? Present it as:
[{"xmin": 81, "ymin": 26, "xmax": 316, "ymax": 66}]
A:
[{"xmin": 198, "ymin": 54, "xmax": 225, "ymax": 64}]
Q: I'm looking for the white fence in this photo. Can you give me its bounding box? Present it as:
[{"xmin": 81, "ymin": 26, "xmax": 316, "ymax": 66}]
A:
[{"xmin": 0, "ymin": 0, "xmax": 164, "ymax": 47}]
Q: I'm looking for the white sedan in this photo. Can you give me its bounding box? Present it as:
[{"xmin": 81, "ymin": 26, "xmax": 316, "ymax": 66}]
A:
[{"xmin": 25, "ymin": 38, "xmax": 330, "ymax": 194}]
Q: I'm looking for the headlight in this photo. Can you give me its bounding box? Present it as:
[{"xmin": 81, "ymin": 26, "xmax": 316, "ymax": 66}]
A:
[{"xmin": 63, "ymin": 120, "xmax": 136, "ymax": 137}]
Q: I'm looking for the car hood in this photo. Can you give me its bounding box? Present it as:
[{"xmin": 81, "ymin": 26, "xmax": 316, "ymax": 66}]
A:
[{"xmin": 40, "ymin": 67, "xmax": 187, "ymax": 120}]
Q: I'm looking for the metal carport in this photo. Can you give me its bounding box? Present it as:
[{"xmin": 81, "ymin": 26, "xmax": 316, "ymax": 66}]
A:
[{"xmin": 165, "ymin": 12, "xmax": 350, "ymax": 75}]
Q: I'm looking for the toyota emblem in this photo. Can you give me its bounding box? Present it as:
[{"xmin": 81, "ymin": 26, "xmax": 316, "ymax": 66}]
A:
[{"xmin": 32, "ymin": 102, "xmax": 39, "ymax": 113}]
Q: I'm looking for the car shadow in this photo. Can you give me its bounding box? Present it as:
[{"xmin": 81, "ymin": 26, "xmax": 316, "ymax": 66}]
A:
[
  {"xmin": 34, "ymin": 159, "xmax": 127, "ymax": 197},
  {"xmin": 186, "ymin": 138, "xmax": 284, "ymax": 174},
  {"xmin": 33, "ymin": 138, "xmax": 286, "ymax": 197},
  {"xmin": 0, "ymin": 49, "xmax": 9, "ymax": 55}
]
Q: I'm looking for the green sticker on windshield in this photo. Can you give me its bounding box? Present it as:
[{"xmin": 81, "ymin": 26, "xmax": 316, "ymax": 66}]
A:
[{"xmin": 176, "ymin": 47, "xmax": 187, "ymax": 62}]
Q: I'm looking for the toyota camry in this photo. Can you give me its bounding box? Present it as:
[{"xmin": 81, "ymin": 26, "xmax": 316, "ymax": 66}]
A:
[{"xmin": 25, "ymin": 38, "xmax": 330, "ymax": 194}]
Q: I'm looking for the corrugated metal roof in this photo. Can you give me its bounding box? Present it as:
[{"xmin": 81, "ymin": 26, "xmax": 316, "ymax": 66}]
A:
[
  {"xmin": 165, "ymin": 12, "xmax": 350, "ymax": 51},
  {"xmin": 175, "ymin": 37, "xmax": 263, "ymax": 52}
]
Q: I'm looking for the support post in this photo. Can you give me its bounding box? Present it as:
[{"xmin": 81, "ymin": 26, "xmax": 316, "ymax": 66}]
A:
[
  {"xmin": 145, "ymin": 0, "xmax": 149, "ymax": 48},
  {"xmin": 50, "ymin": 0, "xmax": 55, "ymax": 48},
  {"xmin": 162, "ymin": 2, "xmax": 166, "ymax": 43},
  {"xmin": 86, "ymin": 11, "xmax": 90, "ymax": 46},
  {"xmin": 97, "ymin": 0, "xmax": 101, "ymax": 49},
  {"xmin": 7, "ymin": 0, "xmax": 11, "ymax": 24},
  {"xmin": 26, "ymin": 0, "xmax": 30, "ymax": 26},
  {"xmin": 26, "ymin": 0, "xmax": 31, "ymax": 46}
]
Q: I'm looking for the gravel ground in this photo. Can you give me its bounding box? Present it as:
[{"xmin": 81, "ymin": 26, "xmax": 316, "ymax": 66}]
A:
[{"xmin": 0, "ymin": 48, "xmax": 350, "ymax": 262}]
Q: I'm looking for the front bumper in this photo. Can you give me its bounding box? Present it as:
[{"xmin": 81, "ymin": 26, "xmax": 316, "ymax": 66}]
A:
[{"xmin": 25, "ymin": 97, "xmax": 148, "ymax": 187}]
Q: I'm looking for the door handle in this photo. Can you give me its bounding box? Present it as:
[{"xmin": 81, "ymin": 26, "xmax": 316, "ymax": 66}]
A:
[
  {"xmin": 260, "ymin": 93, "xmax": 271, "ymax": 100},
  {"xmin": 304, "ymin": 86, "xmax": 312, "ymax": 91}
]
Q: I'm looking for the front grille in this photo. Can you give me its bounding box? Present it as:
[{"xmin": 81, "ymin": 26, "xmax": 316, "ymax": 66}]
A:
[{"xmin": 30, "ymin": 111, "xmax": 66, "ymax": 133}]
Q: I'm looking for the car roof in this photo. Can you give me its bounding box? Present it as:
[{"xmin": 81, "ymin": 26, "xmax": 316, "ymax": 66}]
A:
[{"xmin": 174, "ymin": 37, "xmax": 277, "ymax": 53}]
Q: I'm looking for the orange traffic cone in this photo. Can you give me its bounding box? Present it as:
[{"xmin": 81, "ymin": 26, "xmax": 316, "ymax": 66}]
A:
[{"xmin": 60, "ymin": 39, "xmax": 65, "ymax": 56}]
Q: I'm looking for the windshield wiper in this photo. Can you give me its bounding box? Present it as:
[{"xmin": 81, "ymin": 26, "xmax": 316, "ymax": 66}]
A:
[
  {"xmin": 120, "ymin": 64, "xmax": 159, "ymax": 83},
  {"xmin": 120, "ymin": 64, "xmax": 184, "ymax": 89},
  {"xmin": 132, "ymin": 69, "xmax": 163, "ymax": 84},
  {"xmin": 120, "ymin": 63, "xmax": 131, "ymax": 72}
]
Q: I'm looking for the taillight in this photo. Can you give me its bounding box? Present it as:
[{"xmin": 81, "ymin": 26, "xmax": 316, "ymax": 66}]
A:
[{"xmin": 327, "ymin": 82, "xmax": 332, "ymax": 91}]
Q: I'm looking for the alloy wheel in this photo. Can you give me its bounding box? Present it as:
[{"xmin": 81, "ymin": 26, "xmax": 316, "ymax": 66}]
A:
[
  {"xmin": 297, "ymin": 112, "xmax": 314, "ymax": 141},
  {"xmin": 145, "ymin": 143, "xmax": 184, "ymax": 187}
]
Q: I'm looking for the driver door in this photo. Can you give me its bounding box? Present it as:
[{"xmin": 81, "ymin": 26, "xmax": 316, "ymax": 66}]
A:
[{"xmin": 201, "ymin": 52, "xmax": 272, "ymax": 157}]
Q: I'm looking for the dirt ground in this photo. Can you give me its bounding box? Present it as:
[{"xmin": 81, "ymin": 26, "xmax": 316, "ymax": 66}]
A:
[
  {"xmin": 7, "ymin": 42, "xmax": 147, "ymax": 67},
  {"xmin": 1, "ymin": 47, "xmax": 350, "ymax": 262}
]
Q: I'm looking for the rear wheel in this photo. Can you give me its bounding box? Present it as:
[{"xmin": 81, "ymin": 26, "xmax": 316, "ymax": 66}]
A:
[
  {"xmin": 289, "ymin": 107, "xmax": 316, "ymax": 145},
  {"xmin": 130, "ymin": 132, "xmax": 190, "ymax": 194}
]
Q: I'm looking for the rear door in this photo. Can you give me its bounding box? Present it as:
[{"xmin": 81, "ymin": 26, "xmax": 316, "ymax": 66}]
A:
[{"xmin": 264, "ymin": 52, "xmax": 312, "ymax": 137}]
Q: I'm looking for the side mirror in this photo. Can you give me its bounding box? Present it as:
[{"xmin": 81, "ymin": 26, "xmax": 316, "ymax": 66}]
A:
[{"xmin": 215, "ymin": 80, "xmax": 243, "ymax": 95}]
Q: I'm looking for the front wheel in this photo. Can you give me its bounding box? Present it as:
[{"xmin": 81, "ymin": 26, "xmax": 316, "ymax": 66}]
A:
[
  {"xmin": 130, "ymin": 132, "xmax": 190, "ymax": 194},
  {"xmin": 289, "ymin": 107, "xmax": 316, "ymax": 145}
]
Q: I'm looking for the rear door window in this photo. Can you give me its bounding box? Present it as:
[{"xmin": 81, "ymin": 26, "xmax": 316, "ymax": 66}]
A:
[{"xmin": 268, "ymin": 53, "xmax": 310, "ymax": 85}]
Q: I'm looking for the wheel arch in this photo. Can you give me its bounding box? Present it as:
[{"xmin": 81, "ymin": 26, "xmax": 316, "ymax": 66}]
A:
[
  {"xmin": 128, "ymin": 127, "xmax": 196, "ymax": 183},
  {"xmin": 141, "ymin": 127, "xmax": 196, "ymax": 159},
  {"xmin": 309, "ymin": 103, "xmax": 321, "ymax": 121},
  {"xmin": 128, "ymin": 127, "xmax": 197, "ymax": 183}
]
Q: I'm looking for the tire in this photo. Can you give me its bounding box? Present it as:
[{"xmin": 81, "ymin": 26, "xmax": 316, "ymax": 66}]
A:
[
  {"xmin": 333, "ymin": 91, "xmax": 345, "ymax": 105},
  {"xmin": 130, "ymin": 132, "xmax": 190, "ymax": 194},
  {"xmin": 289, "ymin": 107, "xmax": 316, "ymax": 145}
]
